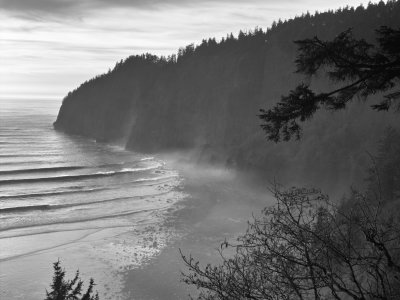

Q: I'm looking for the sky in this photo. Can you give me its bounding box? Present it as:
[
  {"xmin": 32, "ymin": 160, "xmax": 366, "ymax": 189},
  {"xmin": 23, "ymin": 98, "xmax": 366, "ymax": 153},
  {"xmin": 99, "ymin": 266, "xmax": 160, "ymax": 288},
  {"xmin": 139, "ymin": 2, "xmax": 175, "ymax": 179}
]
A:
[{"xmin": 1, "ymin": 0, "xmax": 375, "ymax": 100}]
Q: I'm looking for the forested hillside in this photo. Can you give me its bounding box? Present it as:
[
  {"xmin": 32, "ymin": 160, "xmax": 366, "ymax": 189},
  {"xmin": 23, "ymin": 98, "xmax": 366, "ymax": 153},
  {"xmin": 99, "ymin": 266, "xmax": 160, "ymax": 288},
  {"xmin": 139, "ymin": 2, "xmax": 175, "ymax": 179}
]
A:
[{"xmin": 54, "ymin": 1, "xmax": 400, "ymax": 192}]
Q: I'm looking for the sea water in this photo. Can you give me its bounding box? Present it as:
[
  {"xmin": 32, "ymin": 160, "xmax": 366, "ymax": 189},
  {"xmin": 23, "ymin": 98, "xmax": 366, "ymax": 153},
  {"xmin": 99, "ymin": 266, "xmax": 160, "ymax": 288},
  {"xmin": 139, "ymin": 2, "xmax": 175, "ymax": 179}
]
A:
[{"xmin": 0, "ymin": 98, "xmax": 185, "ymax": 299}]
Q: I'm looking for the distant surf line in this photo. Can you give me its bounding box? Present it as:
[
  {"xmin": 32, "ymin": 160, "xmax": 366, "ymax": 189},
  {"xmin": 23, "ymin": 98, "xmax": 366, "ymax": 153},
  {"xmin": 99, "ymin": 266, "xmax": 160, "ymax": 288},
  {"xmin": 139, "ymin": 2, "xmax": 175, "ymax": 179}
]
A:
[
  {"xmin": 0, "ymin": 190, "xmax": 172, "ymax": 214},
  {"xmin": 0, "ymin": 165, "xmax": 163, "ymax": 185},
  {"xmin": 0, "ymin": 175, "xmax": 177, "ymax": 199}
]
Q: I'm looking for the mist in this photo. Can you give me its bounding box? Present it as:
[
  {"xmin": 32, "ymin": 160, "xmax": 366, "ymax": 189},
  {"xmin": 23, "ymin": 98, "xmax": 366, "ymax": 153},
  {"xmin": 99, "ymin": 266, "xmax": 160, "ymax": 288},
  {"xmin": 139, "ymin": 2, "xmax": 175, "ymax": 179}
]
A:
[{"xmin": 2, "ymin": 1, "xmax": 400, "ymax": 299}]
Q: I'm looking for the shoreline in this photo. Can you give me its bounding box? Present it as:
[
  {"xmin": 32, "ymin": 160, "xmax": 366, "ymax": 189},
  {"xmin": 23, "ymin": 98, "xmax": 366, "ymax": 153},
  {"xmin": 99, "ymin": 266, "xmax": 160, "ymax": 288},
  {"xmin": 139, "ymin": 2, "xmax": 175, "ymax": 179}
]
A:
[
  {"xmin": 0, "ymin": 155, "xmax": 275, "ymax": 300},
  {"xmin": 0, "ymin": 168, "xmax": 187, "ymax": 300},
  {"xmin": 122, "ymin": 160, "xmax": 276, "ymax": 299}
]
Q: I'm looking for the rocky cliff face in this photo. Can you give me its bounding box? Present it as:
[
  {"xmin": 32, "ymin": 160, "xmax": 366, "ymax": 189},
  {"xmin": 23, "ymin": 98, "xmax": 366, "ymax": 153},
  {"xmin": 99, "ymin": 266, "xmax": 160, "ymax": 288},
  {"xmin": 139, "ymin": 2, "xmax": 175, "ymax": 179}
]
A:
[{"xmin": 54, "ymin": 1, "xmax": 400, "ymax": 192}]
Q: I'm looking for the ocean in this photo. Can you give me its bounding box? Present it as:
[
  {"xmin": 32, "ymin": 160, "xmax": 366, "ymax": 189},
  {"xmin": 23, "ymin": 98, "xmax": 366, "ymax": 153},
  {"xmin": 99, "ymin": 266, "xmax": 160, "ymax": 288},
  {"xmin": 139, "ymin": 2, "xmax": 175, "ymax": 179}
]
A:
[{"xmin": 0, "ymin": 98, "xmax": 185, "ymax": 299}]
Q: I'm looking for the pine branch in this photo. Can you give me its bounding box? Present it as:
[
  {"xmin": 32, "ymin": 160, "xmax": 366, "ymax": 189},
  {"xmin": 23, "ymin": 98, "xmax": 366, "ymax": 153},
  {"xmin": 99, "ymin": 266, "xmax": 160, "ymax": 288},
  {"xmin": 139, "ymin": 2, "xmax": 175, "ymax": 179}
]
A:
[{"xmin": 259, "ymin": 26, "xmax": 400, "ymax": 142}]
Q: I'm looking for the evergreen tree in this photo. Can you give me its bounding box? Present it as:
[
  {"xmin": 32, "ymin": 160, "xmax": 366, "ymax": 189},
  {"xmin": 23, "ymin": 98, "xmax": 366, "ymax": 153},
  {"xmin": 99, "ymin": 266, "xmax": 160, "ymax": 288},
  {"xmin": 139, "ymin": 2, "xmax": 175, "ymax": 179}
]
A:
[
  {"xmin": 259, "ymin": 26, "xmax": 400, "ymax": 142},
  {"xmin": 45, "ymin": 260, "xmax": 99, "ymax": 300}
]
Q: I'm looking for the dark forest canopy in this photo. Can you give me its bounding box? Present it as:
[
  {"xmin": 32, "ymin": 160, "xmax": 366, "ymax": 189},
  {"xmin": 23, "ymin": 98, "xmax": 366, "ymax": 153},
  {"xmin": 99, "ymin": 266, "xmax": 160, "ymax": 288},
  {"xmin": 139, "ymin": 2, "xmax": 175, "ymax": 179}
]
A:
[
  {"xmin": 55, "ymin": 0, "xmax": 400, "ymax": 193},
  {"xmin": 61, "ymin": 1, "xmax": 400, "ymax": 98}
]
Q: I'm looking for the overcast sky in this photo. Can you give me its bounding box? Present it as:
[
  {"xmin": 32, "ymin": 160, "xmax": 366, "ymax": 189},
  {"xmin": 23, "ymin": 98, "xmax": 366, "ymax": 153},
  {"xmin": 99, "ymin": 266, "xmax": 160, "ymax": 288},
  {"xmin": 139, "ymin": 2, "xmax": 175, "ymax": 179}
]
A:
[{"xmin": 1, "ymin": 0, "xmax": 374, "ymax": 100}]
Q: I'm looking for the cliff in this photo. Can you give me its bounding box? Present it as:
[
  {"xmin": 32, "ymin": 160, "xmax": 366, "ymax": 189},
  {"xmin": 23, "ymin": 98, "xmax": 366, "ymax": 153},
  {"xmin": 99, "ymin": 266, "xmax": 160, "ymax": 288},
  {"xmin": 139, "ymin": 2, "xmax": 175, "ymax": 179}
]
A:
[{"xmin": 54, "ymin": 1, "xmax": 400, "ymax": 192}]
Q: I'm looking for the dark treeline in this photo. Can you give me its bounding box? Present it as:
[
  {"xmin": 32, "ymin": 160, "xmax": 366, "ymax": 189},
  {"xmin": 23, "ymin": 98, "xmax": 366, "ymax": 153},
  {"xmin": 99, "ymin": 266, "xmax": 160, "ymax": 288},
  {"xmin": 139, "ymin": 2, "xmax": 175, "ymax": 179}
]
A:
[{"xmin": 54, "ymin": 1, "xmax": 400, "ymax": 193}]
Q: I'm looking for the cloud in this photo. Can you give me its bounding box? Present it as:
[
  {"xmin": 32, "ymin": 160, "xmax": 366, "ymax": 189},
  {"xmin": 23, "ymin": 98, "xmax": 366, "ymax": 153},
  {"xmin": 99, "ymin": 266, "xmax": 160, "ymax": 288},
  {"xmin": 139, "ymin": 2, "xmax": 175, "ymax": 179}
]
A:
[
  {"xmin": 0, "ymin": 0, "xmax": 78, "ymax": 14},
  {"xmin": 0, "ymin": 0, "xmax": 298, "ymax": 19},
  {"xmin": 0, "ymin": 0, "xmax": 203, "ymax": 16},
  {"xmin": 0, "ymin": 0, "xmax": 370, "ymax": 23}
]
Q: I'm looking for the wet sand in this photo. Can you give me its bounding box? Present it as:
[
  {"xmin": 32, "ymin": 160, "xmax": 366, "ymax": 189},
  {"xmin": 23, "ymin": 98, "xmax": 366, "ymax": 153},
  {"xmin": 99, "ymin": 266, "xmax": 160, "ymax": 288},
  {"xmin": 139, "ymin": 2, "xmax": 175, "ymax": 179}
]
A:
[
  {"xmin": 0, "ymin": 175, "xmax": 186, "ymax": 300},
  {"xmin": 0, "ymin": 160, "xmax": 275, "ymax": 300},
  {"xmin": 122, "ymin": 161, "xmax": 276, "ymax": 299}
]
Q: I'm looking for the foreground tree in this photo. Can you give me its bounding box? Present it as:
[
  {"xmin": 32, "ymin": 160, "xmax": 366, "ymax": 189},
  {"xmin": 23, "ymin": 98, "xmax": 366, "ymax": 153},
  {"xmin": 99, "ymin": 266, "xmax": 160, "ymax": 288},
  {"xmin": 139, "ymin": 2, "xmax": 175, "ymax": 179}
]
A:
[
  {"xmin": 181, "ymin": 186, "xmax": 400, "ymax": 299},
  {"xmin": 45, "ymin": 260, "xmax": 99, "ymax": 300},
  {"xmin": 259, "ymin": 26, "xmax": 400, "ymax": 142}
]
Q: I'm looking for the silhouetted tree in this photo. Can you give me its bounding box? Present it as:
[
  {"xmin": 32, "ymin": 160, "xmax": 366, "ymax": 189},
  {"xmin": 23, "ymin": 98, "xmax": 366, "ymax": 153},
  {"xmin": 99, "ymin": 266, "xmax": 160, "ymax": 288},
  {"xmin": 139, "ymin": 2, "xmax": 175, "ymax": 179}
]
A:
[
  {"xmin": 259, "ymin": 26, "xmax": 400, "ymax": 142},
  {"xmin": 45, "ymin": 260, "xmax": 99, "ymax": 300},
  {"xmin": 181, "ymin": 185, "xmax": 400, "ymax": 300}
]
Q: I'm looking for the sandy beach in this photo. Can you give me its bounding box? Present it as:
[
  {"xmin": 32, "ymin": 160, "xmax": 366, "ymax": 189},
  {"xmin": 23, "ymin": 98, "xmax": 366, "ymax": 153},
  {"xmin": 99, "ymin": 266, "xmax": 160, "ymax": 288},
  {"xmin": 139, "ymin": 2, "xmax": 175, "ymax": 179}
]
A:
[
  {"xmin": 0, "ymin": 170, "xmax": 187, "ymax": 300},
  {"xmin": 122, "ymin": 160, "xmax": 276, "ymax": 299},
  {"xmin": 0, "ymin": 151, "xmax": 275, "ymax": 300}
]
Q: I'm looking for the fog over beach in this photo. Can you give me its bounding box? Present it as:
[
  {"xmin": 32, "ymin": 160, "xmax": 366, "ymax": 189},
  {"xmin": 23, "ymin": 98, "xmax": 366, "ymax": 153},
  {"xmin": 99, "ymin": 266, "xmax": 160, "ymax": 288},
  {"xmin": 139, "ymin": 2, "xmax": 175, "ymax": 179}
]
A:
[{"xmin": 1, "ymin": 0, "xmax": 399, "ymax": 299}]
